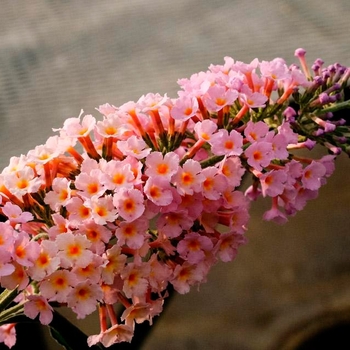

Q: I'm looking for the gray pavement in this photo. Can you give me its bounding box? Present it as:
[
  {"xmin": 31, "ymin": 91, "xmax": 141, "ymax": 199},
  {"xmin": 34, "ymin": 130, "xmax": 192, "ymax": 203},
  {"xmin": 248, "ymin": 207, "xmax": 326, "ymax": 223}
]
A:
[{"xmin": 0, "ymin": 1, "xmax": 350, "ymax": 349}]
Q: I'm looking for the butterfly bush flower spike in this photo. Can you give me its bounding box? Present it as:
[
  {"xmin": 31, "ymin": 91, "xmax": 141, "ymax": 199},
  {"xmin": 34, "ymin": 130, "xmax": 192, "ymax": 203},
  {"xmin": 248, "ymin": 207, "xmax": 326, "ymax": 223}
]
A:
[{"xmin": 0, "ymin": 49, "xmax": 349, "ymax": 348}]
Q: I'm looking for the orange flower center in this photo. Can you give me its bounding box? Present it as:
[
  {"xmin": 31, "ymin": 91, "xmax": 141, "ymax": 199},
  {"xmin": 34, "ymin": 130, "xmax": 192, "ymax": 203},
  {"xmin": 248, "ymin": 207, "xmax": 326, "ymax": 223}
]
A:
[
  {"xmin": 181, "ymin": 172, "xmax": 193, "ymax": 185},
  {"xmin": 87, "ymin": 183, "xmax": 99, "ymax": 195},
  {"xmin": 253, "ymin": 151, "xmax": 262, "ymax": 161},
  {"xmin": 112, "ymin": 173, "xmax": 124, "ymax": 185},
  {"xmin": 124, "ymin": 199, "xmax": 135, "ymax": 212},
  {"xmin": 157, "ymin": 163, "xmax": 169, "ymax": 175},
  {"xmin": 150, "ymin": 186, "xmax": 161, "ymax": 198},
  {"xmin": 16, "ymin": 179, "xmax": 29, "ymax": 189},
  {"xmin": 224, "ymin": 140, "xmax": 234, "ymax": 150},
  {"xmin": 68, "ymin": 245, "xmax": 81, "ymax": 256}
]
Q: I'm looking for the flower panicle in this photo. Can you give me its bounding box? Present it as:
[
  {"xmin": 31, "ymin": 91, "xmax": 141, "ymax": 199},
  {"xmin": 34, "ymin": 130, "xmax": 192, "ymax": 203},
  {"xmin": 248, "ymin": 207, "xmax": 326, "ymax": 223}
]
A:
[{"xmin": 0, "ymin": 49, "xmax": 349, "ymax": 348}]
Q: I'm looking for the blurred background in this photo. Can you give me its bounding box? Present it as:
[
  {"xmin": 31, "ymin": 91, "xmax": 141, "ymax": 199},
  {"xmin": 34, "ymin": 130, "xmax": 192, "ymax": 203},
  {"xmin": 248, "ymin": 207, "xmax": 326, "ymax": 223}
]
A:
[{"xmin": 0, "ymin": 1, "xmax": 350, "ymax": 349}]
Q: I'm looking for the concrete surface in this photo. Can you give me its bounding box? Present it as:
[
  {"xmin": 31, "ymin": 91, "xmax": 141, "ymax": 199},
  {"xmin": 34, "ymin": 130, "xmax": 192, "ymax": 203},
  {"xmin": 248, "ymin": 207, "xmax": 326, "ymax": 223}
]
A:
[{"xmin": 0, "ymin": 1, "xmax": 349, "ymax": 349}]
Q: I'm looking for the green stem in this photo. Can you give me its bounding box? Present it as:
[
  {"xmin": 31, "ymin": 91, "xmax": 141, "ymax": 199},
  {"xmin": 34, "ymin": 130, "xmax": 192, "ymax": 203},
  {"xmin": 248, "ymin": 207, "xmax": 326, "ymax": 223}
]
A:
[
  {"xmin": 200, "ymin": 155, "xmax": 225, "ymax": 168},
  {"xmin": 32, "ymin": 233, "xmax": 49, "ymax": 241},
  {"xmin": 0, "ymin": 288, "xmax": 18, "ymax": 313},
  {"xmin": 314, "ymin": 100, "xmax": 350, "ymax": 116},
  {"xmin": 0, "ymin": 303, "xmax": 25, "ymax": 325}
]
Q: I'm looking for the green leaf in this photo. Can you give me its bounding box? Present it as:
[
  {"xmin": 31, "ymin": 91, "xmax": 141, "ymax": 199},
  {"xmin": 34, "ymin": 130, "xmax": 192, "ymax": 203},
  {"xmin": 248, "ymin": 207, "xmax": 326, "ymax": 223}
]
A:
[
  {"xmin": 0, "ymin": 288, "xmax": 18, "ymax": 313},
  {"xmin": 48, "ymin": 311, "xmax": 104, "ymax": 350},
  {"xmin": 49, "ymin": 326, "xmax": 75, "ymax": 350}
]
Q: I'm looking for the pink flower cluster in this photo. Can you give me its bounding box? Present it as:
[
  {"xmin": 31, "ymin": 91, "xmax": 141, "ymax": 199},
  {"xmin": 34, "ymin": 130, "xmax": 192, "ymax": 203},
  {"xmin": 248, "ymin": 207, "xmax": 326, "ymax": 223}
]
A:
[{"xmin": 0, "ymin": 49, "xmax": 348, "ymax": 348}]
